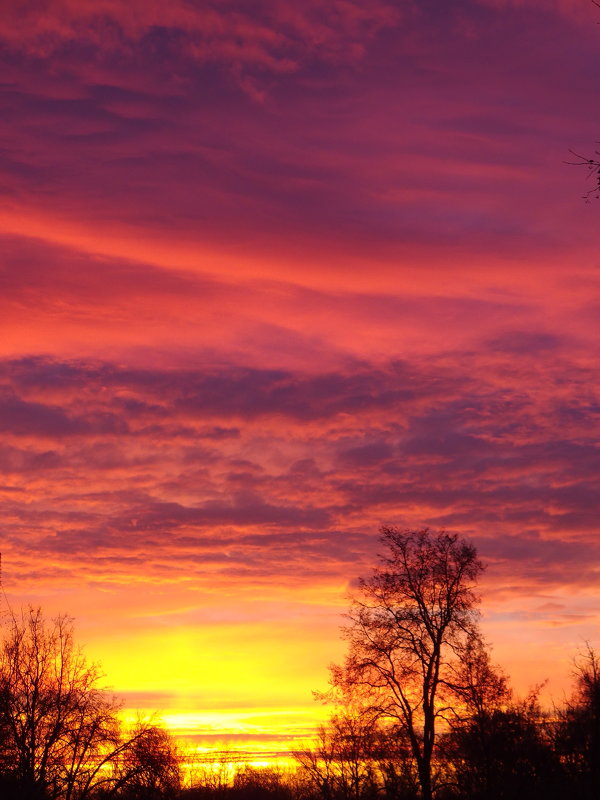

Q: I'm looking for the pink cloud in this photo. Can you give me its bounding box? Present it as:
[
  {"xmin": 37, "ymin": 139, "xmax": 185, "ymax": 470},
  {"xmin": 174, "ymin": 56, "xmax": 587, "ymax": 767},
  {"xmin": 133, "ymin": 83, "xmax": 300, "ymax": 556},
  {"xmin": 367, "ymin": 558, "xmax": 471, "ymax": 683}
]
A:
[
  {"xmin": 0, "ymin": 0, "xmax": 399, "ymax": 73},
  {"xmin": 1, "ymin": 347, "xmax": 599, "ymax": 607}
]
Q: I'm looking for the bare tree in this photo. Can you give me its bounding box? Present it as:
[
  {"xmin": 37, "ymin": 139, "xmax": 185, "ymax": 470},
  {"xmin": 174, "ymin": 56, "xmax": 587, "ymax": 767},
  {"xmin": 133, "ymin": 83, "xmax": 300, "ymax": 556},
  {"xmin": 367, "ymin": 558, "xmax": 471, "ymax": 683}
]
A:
[
  {"xmin": 0, "ymin": 608, "xmax": 120, "ymax": 799},
  {"xmin": 232, "ymin": 765, "xmax": 292, "ymax": 800},
  {"xmin": 554, "ymin": 644, "xmax": 600, "ymax": 798},
  {"xmin": 448, "ymin": 634, "xmax": 510, "ymax": 725},
  {"xmin": 566, "ymin": 2, "xmax": 600, "ymax": 200},
  {"xmin": 295, "ymin": 708, "xmax": 381, "ymax": 800},
  {"xmin": 187, "ymin": 748, "xmax": 241, "ymax": 793},
  {"xmin": 331, "ymin": 528, "xmax": 484, "ymax": 800},
  {"xmin": 0, "ymin": 607, "xmax": 179, "ymax": 800},
  {"xmin": 296, "ymin": 706, "xmax": 418, "ymax": 800},
  {"xmin": 565, "ymin": 149, "xmax": 600, "ymax": 201},
  {"xmin": 447, "ymin": 686, "xmax": 560, "ymax": 800},
  {"xmin": 114, "ymin": 722, "xmax": 182, "ymax": 799}
]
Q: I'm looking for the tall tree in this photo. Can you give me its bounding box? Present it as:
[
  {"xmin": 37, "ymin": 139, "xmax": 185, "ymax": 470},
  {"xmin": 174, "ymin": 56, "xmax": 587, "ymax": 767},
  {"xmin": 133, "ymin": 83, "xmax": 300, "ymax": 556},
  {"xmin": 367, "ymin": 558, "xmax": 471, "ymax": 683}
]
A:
[{"xmin": 331, "ymin": 527, "xmax": 484, "ymax": 800}]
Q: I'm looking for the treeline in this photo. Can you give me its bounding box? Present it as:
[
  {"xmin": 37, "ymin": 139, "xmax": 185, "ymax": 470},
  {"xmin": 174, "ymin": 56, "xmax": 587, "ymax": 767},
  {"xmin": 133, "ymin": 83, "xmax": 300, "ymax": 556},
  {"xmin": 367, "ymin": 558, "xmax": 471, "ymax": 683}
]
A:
[
  {"xmin": 292, "ymin": 657, "xmax": 600, "ymax": 800},
  {"xmin": 1, "ymin": 529, "xmax": 599, "ymax": 800}
]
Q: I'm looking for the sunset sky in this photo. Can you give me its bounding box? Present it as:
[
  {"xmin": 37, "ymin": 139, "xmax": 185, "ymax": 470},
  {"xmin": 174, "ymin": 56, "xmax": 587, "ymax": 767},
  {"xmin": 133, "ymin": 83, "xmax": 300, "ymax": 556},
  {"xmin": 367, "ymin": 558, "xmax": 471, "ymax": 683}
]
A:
[{"xmin": 1, "ymin": 0, "xmax": 600, "ymax": 758}]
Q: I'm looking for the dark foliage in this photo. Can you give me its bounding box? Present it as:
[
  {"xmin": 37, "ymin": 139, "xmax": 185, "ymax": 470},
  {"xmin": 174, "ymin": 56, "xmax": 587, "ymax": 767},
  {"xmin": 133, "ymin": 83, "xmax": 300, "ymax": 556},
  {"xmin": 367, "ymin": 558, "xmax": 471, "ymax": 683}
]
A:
[
  {"xmin": 553, "ymin": 645, "xmax": 600, "ymax": 800},
  {"xmin": 445, "ymin": 693, "xmax": 564, "ymax": 800}
]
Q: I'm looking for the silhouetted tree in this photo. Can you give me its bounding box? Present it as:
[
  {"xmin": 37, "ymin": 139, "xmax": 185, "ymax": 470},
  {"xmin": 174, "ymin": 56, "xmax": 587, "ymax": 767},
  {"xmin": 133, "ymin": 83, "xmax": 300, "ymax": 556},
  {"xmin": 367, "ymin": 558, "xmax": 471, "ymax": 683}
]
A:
[
  {"xmin": 374, "ymin": 727, "xmax": 420, "ymax": 800},
  {"xmin": 449, "ymin": 635, "xmax": 509, "ymax": 723},
  {"xmin": 187, "ymin": 749, "xmax": 241, "ymax": 795},
  {"xmin": 232, "ymin": 766, "xmax": 292, "ymax": 800},
  {"xmin": 0, "ymin": 608, "xmax": 121, "ymax": 799},
  {"xmin": 115, "ymin": 722, "xmax": 182, "ymax": 800},
  {"xmin": 566, "ymin": 149, "xmax": 600, "ymax": 200},
  {"xmin": 296, "ymin": 704, "xmax": 419, "ymax": 800},
  {"xmin": 446, "ymin": 689, "xmax": 562, "ymax": 800},
  {"xmin": 296, "ymin": 708, "xmax": 381, "ymax": 800},
  {"xmin": 439, "ymin": 635, "xmax": 511, "ymax": 797},
  {"xmin": 0, "ymin": 607, "xmax": 179, "ymax": 800},
  {"xmin": 567, "ymin": 2, "xmax": 600, "ymax": 199},
  {"xmin": 184, "ymin": 763, "xmax": 292, "ymax": 800},
  {"xmin": 330, "ymin": 528, "xmax": 484, "ymax": 800},
  {"xmin": 553, "ymin": 644, "xmax": 600, "ymax": 800}
]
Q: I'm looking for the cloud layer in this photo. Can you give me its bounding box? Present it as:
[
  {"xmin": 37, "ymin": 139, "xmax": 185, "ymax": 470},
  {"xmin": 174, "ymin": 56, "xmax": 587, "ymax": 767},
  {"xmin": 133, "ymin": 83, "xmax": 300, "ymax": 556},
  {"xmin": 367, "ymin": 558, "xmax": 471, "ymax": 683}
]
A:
[{"xmin": 1, "ymin": 0, "xmax": 600, "ymax": 749}]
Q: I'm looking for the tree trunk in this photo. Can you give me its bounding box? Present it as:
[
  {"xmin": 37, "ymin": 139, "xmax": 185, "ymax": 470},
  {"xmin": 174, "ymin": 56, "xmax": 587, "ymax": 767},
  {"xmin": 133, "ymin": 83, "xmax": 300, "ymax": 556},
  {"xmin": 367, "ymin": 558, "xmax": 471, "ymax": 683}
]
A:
[{"xmin": 418, "ymin": 760, "xmax": 432, "ymax": 800}]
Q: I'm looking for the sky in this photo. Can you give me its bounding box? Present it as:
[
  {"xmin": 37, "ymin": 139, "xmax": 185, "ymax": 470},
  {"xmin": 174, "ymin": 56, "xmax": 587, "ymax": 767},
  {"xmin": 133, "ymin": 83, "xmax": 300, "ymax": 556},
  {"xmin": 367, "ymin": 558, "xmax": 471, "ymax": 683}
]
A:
[{"xmin": 1, "ymin": 0, "xmax": 600, "ymax": 759}]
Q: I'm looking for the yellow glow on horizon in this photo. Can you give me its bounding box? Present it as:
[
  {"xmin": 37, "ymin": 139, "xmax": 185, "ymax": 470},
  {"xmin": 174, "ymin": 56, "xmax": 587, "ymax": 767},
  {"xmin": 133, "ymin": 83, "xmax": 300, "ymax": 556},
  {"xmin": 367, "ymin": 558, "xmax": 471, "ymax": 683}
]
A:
[{"xmin": 82, "ymin": 614, "xmax": 340, "ymax": 761}]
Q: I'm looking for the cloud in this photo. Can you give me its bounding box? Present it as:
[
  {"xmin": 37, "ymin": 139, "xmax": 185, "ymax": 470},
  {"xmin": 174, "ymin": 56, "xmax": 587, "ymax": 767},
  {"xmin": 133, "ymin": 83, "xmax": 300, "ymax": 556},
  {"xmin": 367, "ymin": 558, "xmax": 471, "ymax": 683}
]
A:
[
  {"xmin": 1, "ymin": 0, "xmax": 600, "ymax": 717},
  {"xmin": 0, "ymin": 0, "xmax": 399, "ymax": 74},
  {"xmin": 0, "ymin": 0, "xmax": 597, "ymax": 299},
  {"xmin": 0, "ymin": 347, "xmax": 598, "ymax": 608}
]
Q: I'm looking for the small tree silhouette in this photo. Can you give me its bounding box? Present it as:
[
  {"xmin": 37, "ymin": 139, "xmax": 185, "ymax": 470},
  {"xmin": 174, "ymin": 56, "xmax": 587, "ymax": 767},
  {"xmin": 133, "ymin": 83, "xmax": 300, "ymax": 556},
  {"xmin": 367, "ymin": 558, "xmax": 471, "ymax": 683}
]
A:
[{"xmin": 565, "ymin": 149, "xmax": 600, "ymax": 201}]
